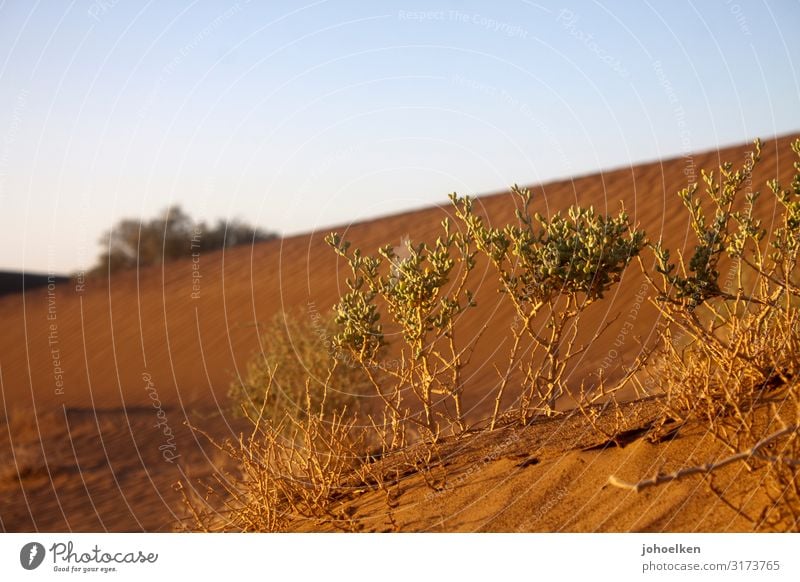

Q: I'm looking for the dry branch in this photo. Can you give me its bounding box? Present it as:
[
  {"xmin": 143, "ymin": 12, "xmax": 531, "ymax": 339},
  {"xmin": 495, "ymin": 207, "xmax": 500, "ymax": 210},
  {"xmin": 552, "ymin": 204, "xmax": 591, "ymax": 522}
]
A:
[{"xmin": 608, "ymin": 424, "xmax": 798, "ymax": 493}]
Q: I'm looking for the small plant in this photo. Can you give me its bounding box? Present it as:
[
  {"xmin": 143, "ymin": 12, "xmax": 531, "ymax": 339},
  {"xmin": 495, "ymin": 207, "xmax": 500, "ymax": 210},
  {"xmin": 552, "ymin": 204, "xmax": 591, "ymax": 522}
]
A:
[
  {"xmin": 181, "ymin": 362, "xmax": 454, "ymax": 532},
  {"xmin": 645, "ymin": 139, "xmax": 799, "ymax": 422},
  {"xmin": 451, "ymin": 186, "xmax": 646, "ymax": 425},
  {"xmin": 326, "ymin": 222, "xmax": 480, "ymax": 443},
  {"xmin": 181, "ymin": 369, "xmax": 367, "ymax": 532},
  {"xmin": 613, "ymin": 138, "xmax": 800, "ymax": 531},
  {"xmin": 228, "ymin": 309, "xmax": 370, "ymax": 431}
]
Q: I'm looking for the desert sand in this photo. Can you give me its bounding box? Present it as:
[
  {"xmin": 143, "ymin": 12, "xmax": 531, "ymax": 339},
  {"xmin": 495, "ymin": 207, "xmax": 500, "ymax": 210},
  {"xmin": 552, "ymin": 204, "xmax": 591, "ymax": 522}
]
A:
[{"xmin": 1, "ymin": 133, "xmax": 797, "ymax": 531}]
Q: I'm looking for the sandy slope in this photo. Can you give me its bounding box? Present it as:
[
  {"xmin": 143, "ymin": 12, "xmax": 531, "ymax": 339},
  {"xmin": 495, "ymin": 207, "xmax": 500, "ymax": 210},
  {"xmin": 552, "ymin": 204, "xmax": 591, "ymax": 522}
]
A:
[
  {"xmin": 306, "ymin": 397, "xmax": 769, "ymax": 532},
  {"xmin": 0, "ymin": 133, "xmax": 797, "ymax": 531}
]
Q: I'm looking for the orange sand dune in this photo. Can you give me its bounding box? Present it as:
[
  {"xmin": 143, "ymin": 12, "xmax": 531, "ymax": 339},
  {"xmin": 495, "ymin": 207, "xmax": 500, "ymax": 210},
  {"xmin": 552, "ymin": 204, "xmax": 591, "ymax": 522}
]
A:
[{"xmin": 0, "ymin": 133, "xmax": 797, "ymax": 531}]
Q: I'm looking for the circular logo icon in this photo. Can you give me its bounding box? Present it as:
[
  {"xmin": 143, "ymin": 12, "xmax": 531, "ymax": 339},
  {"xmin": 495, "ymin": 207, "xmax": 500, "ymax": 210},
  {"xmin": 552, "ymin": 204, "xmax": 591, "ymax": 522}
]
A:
[{"xmin": 20, "ymin": 542, "xmax": 46, "ymax": 570}]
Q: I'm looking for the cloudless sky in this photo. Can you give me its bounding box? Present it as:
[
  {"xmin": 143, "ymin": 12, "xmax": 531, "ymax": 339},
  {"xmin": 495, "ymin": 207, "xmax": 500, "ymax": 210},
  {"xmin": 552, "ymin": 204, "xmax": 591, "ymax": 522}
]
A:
[{"xmin": 0, "ymin": 0, "xmax": 798, "ymax": 273}]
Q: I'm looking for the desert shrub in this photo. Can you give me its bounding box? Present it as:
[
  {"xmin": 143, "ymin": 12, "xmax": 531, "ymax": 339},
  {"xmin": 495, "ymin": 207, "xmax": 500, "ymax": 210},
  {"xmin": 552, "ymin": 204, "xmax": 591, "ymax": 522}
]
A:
[
  {"xmin": 228, "ymin": 309, "xmax": 372, "ymax": 429},
  {"xmin": 183, "ymin": 358, "xmax": 437, "ymax": 532},
  {"xmin": 326, "ymin": 221, "xmax": 479, "ymax": 443},
  {"xmin": 451, "ymin": 186, "xmax": 646, "ymax": 425},
  {"xmin": 326, "ymin": 189, "xmax": 645, "ymax": 438},
  {"xmin": 181, "ymin": 370, "xmax": 369, "ymax": 532},
  {"xmin": 646, "ymin": 139, "xmax": 799, "ymax": 420},
  {"xmin": 92, "ymin": 205, "xmax": 275, "ymax": 274},
  {"xmin": 613, "ymin": 139, "xmax": 800, "ymax": 531}
]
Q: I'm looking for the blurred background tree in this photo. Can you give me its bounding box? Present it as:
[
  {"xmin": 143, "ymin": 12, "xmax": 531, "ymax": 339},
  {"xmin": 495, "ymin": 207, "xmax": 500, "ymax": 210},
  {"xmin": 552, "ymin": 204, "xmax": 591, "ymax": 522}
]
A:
[{"xmin": 91, "ymin": 206, "xmax": 276, "ymax": 274}]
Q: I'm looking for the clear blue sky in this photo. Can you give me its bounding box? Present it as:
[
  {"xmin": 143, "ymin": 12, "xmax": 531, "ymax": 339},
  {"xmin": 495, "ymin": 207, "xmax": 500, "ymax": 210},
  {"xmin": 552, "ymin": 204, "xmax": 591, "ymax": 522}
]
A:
[{"xmin": 1, "ymin": 0, "xmax": 798, "ymax": 273}]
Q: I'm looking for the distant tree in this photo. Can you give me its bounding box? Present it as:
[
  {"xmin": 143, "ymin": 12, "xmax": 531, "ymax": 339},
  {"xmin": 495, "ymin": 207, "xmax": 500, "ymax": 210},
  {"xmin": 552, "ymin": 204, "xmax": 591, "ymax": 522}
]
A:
[{"xmin": 91, "ymin": 206, "xmax": 276, "ymax": 275}]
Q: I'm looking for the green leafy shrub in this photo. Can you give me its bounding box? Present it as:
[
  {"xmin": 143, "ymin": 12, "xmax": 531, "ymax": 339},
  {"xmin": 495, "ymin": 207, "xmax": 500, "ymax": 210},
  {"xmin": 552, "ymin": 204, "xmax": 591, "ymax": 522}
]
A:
[
  {"xmin": 622, "ymin": 138, "xmax": 800, "ymax": 531},
  {"xmin": 646, "ymin": 139, "xmax": 799, "ymax": 416},
  {"xmin": 326, "ymin": 220, "xmax": 478, "ymax": 443},
  {"xmin": 325, "ymin": 186, "xmax": 645, "ymax": 438},
  {"xmin": 451, "ymin": 186, "xmax": 646, "ymax": 424}
]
